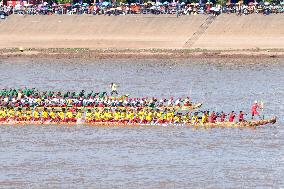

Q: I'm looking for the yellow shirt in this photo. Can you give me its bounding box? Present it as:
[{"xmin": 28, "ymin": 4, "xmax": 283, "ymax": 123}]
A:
[
  {"xmin": 26, "ymin": 111, "xmax": 32, "ymax": 119},
  {"xmin": 201, "ymin": 114, "xmax": 208, "ymax": 124},
  {"xmin": 146, "ymin": 112, "xmax": 153, "ymax": 121},
  {"xmin": 42, "ymin": 111, "xmax": 48, "ymax": 119},
  {"xmin": 127, "ymin": 112, "xmax": 134, "ymax": 120},
  {"xmin": 192, "ymin": 115, "xmax": 199, "ymax": 124},
  {"xmin": 50, "ymin": 112, "xmax": 56, "ymax": 119},
  {"xmin": 8, "ymin": 109, "xmax": 15, "ymax": 117},
  {"xmin": 85, "ymin": 112, "xmax": 92, "ymax": 121},
  {"xmin": 15, "ymin": 111, "xmax": 22, "ymax": 118},
  {"xmin": 0, "ymin": 110, "xmax": 6, "ymax": 118},
  {"xmin": 76, "ymin": 112, "xmax": 82, "ymax": 119},
  {"xmin": 33, "ymin": 111, "xmax": 40, "ymax": 119},
  {"xmin": 66, "ymin": 111, "xmax": 73, "ymax": 119},
  {"xmin": 94, "ymin": 112, "xmax": 101, "ymax": 120},
  {"xmin": 174, "ymin": 116, "xmax": 181, "ymax": 123},
  {"xmin": 58, "ymin": 112, "xmax": 65, "ymax": 120}
]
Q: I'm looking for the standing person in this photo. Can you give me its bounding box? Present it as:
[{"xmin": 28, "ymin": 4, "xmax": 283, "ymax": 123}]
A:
[
  {"xmin": 110, "ymin": 83, "xmax": 118, "ymax": 96},
  {"xmin": 251, "ymin": 100, "xmax": 261, "ymax": 120},
  {"xmin": 176, "ymin": 1, "xmax": 180, "ymax": 18}
]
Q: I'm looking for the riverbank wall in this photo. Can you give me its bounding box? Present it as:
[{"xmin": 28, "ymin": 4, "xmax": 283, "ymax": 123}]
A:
[{"xmin": 0, "ymin": 14, "xmax": 283, "ymax": 50}]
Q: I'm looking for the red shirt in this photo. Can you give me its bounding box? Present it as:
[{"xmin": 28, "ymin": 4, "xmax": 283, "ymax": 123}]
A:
[
  {"xmin": 238, "ymin": 113, "xmax": 244, "ymax": 122},
  {"xmin": 209, "ymin": 113, "xmax": 217, "ymax": 123},
  {"xmin": 229, "ymin": 113, "xmax": 235, "ymax": 122},
  {"xmin": 220, "ymin": 113, "xmax": 226, "ymax": 122},
  {"xmin": 251, "ymin": 103, "xmax": 259, "ymax": 114}
]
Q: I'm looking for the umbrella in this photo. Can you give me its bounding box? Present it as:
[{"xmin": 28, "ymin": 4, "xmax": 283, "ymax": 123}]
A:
[
  {"xmin": 102, "ymin": 1, "xmax": 110, "ymax": 6},
  {"xmin": 163, "ymin": 1, "xmax": 169, "ymax": 5},
  {"xmin": 156, "ymin": 2, "xmax": 162, "ymax": 6},
  {"xmin": 82, "ymin": 3, "xmax": 89, "ymax": 6},
  {"xmin": 248, "ymin": 2, "xmax": 253, "ymax": 6},
  {"xmin": 65, "ymin": 3, "xmax": 71, "ymax": 6},
  {"xmin": 264, "ymin": 2, "xmax": 270, "ymax": 5}
]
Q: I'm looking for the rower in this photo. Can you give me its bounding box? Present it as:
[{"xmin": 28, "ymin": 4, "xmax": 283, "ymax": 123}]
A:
[
  {"xmin": 201, "ymin": 111, "xmax": 208, "ymax": 124},
  {"xmin": 228, "ymin": 111, "xmax": 236, "ymax": 122},
  {"xmin": 238, "ymin": 111, "xmax": 245, "ymax": 122},
  {"xmin": 220, "ymin": 111, "xmax": 226, "ymax": 122},
  {"xmin": 209, "ymin": 111, "xmax": 217, "ymax": 123},
  {"xmin": 191, "ymin": 112, "xmax": 199, "ymax": 124}
]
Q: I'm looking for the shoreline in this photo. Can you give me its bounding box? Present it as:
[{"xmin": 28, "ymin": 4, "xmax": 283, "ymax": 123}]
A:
[{"xmin": 1, "ymin": 48, "xmax": 284, "ymax": 59}]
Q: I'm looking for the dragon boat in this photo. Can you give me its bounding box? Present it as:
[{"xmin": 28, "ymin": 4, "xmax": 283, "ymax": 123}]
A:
[
  {"xmin": 7, "ymin": 103, "xmax": 203, "ymax": 111},
  {"xmin": 0, "ymin": 117, "xmax": 276, "ymax": 128}
]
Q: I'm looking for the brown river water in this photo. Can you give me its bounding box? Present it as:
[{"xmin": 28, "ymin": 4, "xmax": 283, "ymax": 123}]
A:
[{"xmin": 0, "ymin": 58, "xmax": 283, "ymax": 188}]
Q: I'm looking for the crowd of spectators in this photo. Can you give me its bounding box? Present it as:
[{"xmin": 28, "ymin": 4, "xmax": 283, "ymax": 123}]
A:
[{"xmin": 1, "ymin": 1, "xmax": 284, "ymax": 19}]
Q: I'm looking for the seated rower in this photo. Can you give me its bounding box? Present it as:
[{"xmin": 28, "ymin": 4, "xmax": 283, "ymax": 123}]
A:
[
  {"xmin": 220, "ymin": 111, "xmax": 226, "ymax": 122},
  {"xmin": 191, "ymin": 112, "xmax": 199, "ymax": 124},
  {"xmin": 238, "ymin": 111, "xmax": 245, "ymax": 122},
  {"xmin": 209, "ymin": 111, "xmax": 217, "ymax": 123},
  {"xmin": 228, "ymin": 111, "xmax": 236, "ymax": 122},
  {"xmin": 201, "ymin": 111, "xmax": 208, "ymax": 124},
  {"xmin": 33, "ymin": 109, "xmax": 40, "ymax": 121}
]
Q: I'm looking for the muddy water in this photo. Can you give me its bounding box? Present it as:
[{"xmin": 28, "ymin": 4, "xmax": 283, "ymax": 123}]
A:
[{"xmin": 0, "ymin": 58, "xmax": 283, "ymax": 188}]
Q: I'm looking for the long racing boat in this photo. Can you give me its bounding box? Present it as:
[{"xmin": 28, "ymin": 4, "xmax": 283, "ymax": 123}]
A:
[{"xmin": 0, "ymin": 117, "xmax": 276, "ymax": 129}]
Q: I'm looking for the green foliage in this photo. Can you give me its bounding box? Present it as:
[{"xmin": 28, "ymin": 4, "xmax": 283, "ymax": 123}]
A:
[{"xmin": 57, "ymin": 0, "xmax": 72, "ymax": 4}]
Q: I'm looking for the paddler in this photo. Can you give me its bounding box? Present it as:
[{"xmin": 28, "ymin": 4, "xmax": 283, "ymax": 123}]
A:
[
  {"xmin": 75, "ymin": 109, "xmax": 82, "ymax": 122},
  {"xmin": 57, "ymin": 108, "xmax": 65, "ymax": 122},
  {"xmin": 191, "ymin": 112, "xmax": 199, "ymax": 124},
  {"xmin": 201, "ymin": 111, "xmax": 208, "ymax": 124},
  {"xmin": 220, "ymin": 111, "xmax": 226, "ymax": 122},
  {"xmin": 33, "ymin": 108, "xmax": 40, "ymax": 121},
  {"xmin": 0, "ymin": 107, "xmax": 7, "ymax": 121},
  {"xmin": 228, "ymin": 111, "xmax": 236, "ymax": 122},
  {"xmin": 15, "ymin": 108, "xmax": 23, "ymax": 121},
  {"xmin": 85, "ymin": 109, "xmax": 93, "ymax": 123},
  {"xmin": 238, "ymin": 111, "xmax": 245, "ymax": 122},
  {"xmin": 49, "ymin": 108, "xmax": 57, "ymax": 122},
  {"xmin": 25, "ymin": 108, "xmax": 32, "ymax": 121},
  {"xmin": 41, "ymin": 108, "xmax": 49, "ymax": 122},
  {"xmin": 66, "ymin": 108, "xmax": 74, "ymax": 122},
  {"xmin": 209, "ymin": 111, "xmax": 217, "ymax": 123}
]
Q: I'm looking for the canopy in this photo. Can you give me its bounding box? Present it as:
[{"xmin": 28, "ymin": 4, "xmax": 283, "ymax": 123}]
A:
[
  {"xmin": 102, "ymin": 1, "xmax": 110, "ymax": 6},
  {"xmin": 264, "ymin": 2, "xmax": 270, "ymax": 5}
]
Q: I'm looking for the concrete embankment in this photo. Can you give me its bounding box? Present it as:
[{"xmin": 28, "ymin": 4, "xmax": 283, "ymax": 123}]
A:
[{"xmin": 0, "ymin": 14, "xmax": 283, "ymax": 50}]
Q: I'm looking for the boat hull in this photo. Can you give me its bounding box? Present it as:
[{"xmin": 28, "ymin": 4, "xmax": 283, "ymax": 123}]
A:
[{"xmin": 0, "ymin": 117, "xmax": 276, "ymax": 128}]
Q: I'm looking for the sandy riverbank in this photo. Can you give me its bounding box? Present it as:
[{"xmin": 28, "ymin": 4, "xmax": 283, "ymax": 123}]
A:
[
  {"xmin": 0, "ymin": 48, "xmax": 284, "ymax": 59},
  {"xmin": 0, "ymin": 14, "xmax": 283, "ymax": 51}
]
